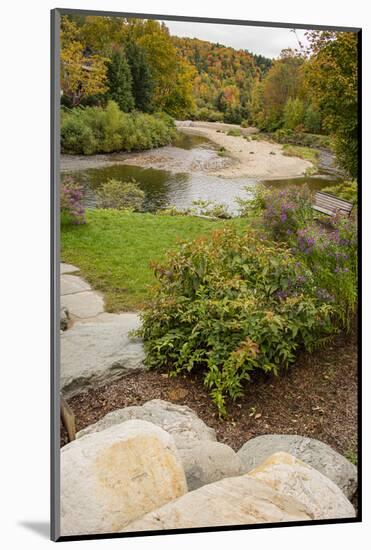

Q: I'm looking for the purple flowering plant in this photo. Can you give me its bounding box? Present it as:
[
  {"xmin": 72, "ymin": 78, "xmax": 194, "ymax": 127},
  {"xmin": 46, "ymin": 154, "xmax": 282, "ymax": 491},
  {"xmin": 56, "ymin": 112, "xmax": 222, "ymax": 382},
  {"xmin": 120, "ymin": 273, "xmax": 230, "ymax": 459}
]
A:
[
  {"xmin": 261, "ymin": 185, "xmax": 313, "ymax": 240},
  {"xmin": 61, "ymin": 177, "xmax": 86, "ymax": 225},
  {"xmin": 292, "ymin": 215, "xmax": 357, "ymax": 325},
  {"xmin": 259, "ymin": 185, "xmax": 357, "ymax": 327}
]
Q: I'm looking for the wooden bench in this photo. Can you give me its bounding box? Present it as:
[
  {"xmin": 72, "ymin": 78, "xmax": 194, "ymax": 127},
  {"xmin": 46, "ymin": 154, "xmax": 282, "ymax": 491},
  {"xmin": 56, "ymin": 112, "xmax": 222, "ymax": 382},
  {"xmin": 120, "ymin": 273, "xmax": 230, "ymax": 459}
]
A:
[{"xmin": 312, "ymin": 191, "xmax": 353, "ymax": 217}]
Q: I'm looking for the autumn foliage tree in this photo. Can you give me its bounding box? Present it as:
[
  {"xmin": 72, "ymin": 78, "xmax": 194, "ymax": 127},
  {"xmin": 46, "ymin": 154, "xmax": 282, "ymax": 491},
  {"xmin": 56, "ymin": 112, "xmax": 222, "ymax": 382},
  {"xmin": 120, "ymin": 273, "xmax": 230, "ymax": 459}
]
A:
[
  {"xmin": 61, "ymin": 16, "xmax": 196, "ymax": 118},
  {"xmin": 173, "ymin": 36, "xmax": 258, "ymax": 122},
  {"xmin": 127, "ymin": 19, "xmax": 196, "ymax": 116},
  {"xmin": 304, "ymin": 31, "xmax": 358, "ymax": 177},
  {"xmin": 257, "ymin": 49, "xmax": 304, "ymax": 130},
  {"xmin": 60, "ymin": 17, "xmax": 108, "ymax": 106}
]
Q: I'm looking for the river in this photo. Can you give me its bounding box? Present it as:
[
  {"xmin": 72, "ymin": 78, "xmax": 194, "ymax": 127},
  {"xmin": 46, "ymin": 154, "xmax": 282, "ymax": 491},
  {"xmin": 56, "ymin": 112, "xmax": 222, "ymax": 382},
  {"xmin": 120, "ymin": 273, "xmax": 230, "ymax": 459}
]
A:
[{"xmin": 60, "ymin": 130, "xmax": 343, "ymax": 216}]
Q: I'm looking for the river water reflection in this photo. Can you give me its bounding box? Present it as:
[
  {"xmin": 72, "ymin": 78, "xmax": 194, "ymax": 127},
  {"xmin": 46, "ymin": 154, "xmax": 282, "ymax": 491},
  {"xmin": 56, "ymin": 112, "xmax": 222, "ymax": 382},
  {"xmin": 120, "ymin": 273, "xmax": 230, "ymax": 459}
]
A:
[{"xmin": 61, "ymin": 134, "xmax": 342, "ymax": 216}]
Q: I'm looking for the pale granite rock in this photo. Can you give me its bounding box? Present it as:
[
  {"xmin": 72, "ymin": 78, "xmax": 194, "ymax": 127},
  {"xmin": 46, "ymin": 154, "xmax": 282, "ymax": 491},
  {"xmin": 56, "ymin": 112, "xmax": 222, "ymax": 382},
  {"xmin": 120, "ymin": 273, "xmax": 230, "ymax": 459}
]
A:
[
  {"xmin": 77, "ymin": 401, "xmax": 247, "ymax": 491},
  {"xmin": 247, "ymin": 452, "xmax": 355, "ymax": 520},
  {"xmin": 77, "ymin": 399, "xmax": 216, "ymax": 446},
  {"xmin": 61, "ymin": 274, "xmax": 91, "ymax": 295},
  {"xmin": 121, "ymin": 474, "xmax": 312, "ymax": 532},
  {"xmin": 178, "ymin": 440, "xmax": 244, "ymax": 490},
  {"xmin": 237, "ymin": 434, "xmax": 357, "ymax": 498},
  {"xmin": 60, "ymin": 419, "xmax": 187, "ymax": 537},
  {"xmin": 61, "ymin": 263, "xmax": 79, "ymax": 274},
  {"xmin": 61, "ymin": 290, "xmax": 104, "ymax": 319},
  {"xmin": 61, "ymin": 313, "xmax": 145, "ymax": 398}
]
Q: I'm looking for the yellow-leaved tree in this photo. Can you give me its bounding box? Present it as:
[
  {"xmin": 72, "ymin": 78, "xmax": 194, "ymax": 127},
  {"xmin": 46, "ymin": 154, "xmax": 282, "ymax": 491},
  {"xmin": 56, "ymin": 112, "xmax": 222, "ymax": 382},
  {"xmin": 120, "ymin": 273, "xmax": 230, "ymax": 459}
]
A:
[
  {"xmin": 60, "ymin": 17, "xmax": 108, "ymax": 106},
  {"xmin": 124, "ymin": 18, "xmax": 196, "ymax": 117}
]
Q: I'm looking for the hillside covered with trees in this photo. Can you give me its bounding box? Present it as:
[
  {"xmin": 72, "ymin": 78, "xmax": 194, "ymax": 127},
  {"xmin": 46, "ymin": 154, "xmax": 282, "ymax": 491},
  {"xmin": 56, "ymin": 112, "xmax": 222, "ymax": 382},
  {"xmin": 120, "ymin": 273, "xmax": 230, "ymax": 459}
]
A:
[{"xmin": 172, "ymin": 36, "xmax": 261, "ymax": 123}]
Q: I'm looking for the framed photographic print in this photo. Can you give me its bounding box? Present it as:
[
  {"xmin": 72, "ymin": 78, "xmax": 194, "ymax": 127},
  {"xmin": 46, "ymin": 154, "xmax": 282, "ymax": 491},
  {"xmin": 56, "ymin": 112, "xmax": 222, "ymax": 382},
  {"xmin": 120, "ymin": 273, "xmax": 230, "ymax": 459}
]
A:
[{"xmin": 51, "ymin": 8, "xmax": 361, "ymax": 541}]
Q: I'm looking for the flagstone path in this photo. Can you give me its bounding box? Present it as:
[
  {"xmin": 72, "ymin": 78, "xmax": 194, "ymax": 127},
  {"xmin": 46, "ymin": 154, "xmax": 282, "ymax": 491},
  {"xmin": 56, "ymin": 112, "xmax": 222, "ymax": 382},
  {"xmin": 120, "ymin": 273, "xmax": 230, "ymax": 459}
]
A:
[{"xmin": 60, "ymin": 263, "xmax": 145, "ymax": 398}]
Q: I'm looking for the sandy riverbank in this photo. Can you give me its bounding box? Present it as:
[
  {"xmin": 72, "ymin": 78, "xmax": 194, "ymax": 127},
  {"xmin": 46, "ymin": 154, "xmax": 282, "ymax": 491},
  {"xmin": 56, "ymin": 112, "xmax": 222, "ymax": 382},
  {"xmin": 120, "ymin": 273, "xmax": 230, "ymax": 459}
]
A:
[
  {"xmin": 61, "ymin": 121, "xmax": 313, "ymax": 180},
  {"xmin": 176, "ymin": 121, "xmax": 313, "ymax": 179}
]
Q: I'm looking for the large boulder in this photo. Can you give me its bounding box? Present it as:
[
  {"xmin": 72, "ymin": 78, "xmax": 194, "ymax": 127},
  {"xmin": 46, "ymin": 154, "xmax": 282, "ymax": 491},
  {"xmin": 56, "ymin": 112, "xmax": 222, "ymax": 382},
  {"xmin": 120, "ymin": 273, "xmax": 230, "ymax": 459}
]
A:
[
  {"xmin": 77, "ymin": 401, "xmax": 249, "ymax": 492},
  {"xmin": 61, "ymin": 313, "xmax": 145, "ymax": 398},
  {"xmin": 77, "ymin": 400, "xmax": 216, "ymax": 446},
  {"xmin": 121, "ymin": 474, "xmax": 312, "ymax": 532},
  {"xmin": 60, "ymin": 419, "xmax": 187, "ymax": 537},
  {"xmin": 237, "ymin": 434, "xmax": 357, "ymax": 499},
  {"xmin": 247, "ymin": 452, "xmax": 355, "ymax": 520},
  {"xmin": 178, "ymin": 441, "xmax": 244, "ymax": 491}
]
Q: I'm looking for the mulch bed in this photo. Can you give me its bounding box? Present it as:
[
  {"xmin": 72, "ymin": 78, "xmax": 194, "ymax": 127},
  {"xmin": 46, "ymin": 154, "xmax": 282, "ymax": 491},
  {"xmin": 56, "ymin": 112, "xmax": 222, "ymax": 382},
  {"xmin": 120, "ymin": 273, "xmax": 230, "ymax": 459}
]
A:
[{"xmin": 61, "ymin": 329, "xmax": 358, "ymax": 461}]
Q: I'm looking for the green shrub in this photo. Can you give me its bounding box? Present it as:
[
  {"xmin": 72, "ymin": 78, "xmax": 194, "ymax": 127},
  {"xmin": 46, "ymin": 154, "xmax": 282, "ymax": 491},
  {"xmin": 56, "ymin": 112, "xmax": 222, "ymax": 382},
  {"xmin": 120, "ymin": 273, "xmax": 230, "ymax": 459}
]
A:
[
  {"xmin": 156, "ymin": 206, "xmax": 187, "ymax": 216},
  {"xmin": 236, "ymin": 184, "xmax": 270, "ymax": 217},
  {"xmin": 273, "ymin": 129, "xmax": 331, "ymax": 149},
  {"xmin": 283, "ymin": 98, "xmax": 305, "ymax": 130},
  {"xmin": 96, "ymin": 178, "xmax": 145, "ymax": 211},
  {"xmin": 332, "ymin": 131, "xmax": 358, "ymax": 179},
  {"xmin": 274, "ymin": 128, "xmax": 293, "ymax": 144},
  {"xmin": 192, "ymin": 107, "xmax": 224, "ymax": 122},
  {"xmin": 60, "ymin": 101, "xmax": 176, "ymax": 155},
  {"xmin": 138, "ymin": 228, "xmax": 338, "ymax": 415},
  {"xmin": 60, "ymin": 112, "xmax": 97, "ymax": 155},
  {"xmin": 321, "ymin": 180, "xmax": 357, "ymax": 205},
  {"xmin": 304, "ymin": 104, "xmax": 322, "ymax": 133},
  {"xmin": 227, "ymin": 129, "xmax": 242, "ymax": 137},
  {"xmin": 190, "ymin": 200, "xmax": 232, "ymax": 219},
  {"xmin": 224, "ymin": 105, "xmax": 244, "ymax": 124}
]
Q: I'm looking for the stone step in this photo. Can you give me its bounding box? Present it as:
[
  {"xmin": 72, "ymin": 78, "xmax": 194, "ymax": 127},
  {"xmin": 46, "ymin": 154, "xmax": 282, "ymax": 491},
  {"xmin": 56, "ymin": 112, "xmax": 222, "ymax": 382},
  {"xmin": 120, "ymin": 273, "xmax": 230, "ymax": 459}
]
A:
[
  {"xmin": 61, "ymin": 290, "xmax": 104, "ymax": 319},
  {"xmin": 61, "ymin": 312, "xmax": 145, "ymax": 398}
]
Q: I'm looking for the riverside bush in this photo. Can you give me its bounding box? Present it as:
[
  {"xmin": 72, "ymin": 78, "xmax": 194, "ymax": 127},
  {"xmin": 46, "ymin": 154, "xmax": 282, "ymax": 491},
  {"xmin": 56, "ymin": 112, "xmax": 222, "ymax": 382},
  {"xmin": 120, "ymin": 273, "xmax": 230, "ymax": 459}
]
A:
[
  {"xmin": 139, "ymin": 228, "xmax": 338, "ymax": 416},
  {"xmin": 61, "ymin": 101, "xmax": 176, "ymax": 155},
  {"xmin": 191, "ymin": 107, "xmax": 224, "ymax": 122},
  {"xmin": 273, "ymin": 129, "xmax": 331, "ymax": 149},
  {"xmin": 97, "ymin": 178, "xmax": 145, "ymax": 211},
  {"xmin": 321, "ymin": 180, "xmax": 357, "ymax": 205},
  {"xmin": 190, "ymin": 200, "xmax": 232, "ymax": 219}
]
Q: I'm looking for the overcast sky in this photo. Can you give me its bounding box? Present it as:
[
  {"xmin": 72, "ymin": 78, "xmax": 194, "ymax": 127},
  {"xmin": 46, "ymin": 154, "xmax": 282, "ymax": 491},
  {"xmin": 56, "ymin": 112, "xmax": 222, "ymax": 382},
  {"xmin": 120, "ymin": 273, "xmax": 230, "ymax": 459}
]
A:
[{"xmin": 161, "ymin": 20, "xmax": 309, "ymax": 58}]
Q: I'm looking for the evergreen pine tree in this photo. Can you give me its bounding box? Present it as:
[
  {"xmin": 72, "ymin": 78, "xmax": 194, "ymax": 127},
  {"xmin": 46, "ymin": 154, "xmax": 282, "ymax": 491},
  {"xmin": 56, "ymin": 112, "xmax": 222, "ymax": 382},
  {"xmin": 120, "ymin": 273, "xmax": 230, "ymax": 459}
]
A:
[
  {"xmin": 107, "ymin": 50, "xmax": 135, "ymax": 112},
  {"xmin": 125, "ymin": 42, "xmax": 154, "ymax": 112}
]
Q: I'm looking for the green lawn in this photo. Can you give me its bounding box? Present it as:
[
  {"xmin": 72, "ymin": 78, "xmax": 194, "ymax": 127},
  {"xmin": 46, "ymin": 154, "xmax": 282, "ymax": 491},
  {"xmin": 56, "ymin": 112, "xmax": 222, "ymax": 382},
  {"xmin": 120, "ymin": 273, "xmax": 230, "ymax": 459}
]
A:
[{"xmin": 61, "ymin": 209, "xmax": 250, "ymax": 311}]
